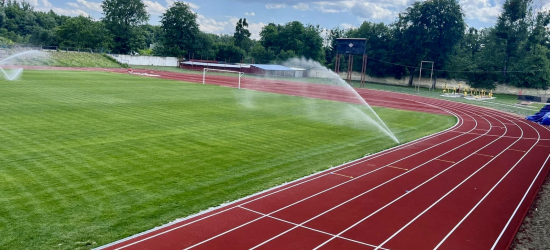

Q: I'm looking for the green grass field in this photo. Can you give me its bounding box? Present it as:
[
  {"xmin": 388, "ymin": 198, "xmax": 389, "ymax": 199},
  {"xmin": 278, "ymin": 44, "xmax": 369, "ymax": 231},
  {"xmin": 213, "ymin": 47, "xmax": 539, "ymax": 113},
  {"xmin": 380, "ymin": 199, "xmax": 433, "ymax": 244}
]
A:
[
  {"xmin": 0, "ymin": 70, "xmax": 455, "ymax": 249},
  {"xmin": 9, "ymin": 51, "xmax": 122, "ymax": 68}
]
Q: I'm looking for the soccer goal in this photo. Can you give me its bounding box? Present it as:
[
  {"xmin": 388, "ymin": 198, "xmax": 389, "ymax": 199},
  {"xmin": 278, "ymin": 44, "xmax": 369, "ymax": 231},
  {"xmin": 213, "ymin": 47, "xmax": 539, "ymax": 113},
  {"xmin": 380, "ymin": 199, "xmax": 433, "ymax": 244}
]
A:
[
  {"xmin": 418, "ymin": 61, "xmax": 434, "ymax": 92},
  {"xmin": 203, "ymin": 68, "xmax": 245, "ymax": 89}
]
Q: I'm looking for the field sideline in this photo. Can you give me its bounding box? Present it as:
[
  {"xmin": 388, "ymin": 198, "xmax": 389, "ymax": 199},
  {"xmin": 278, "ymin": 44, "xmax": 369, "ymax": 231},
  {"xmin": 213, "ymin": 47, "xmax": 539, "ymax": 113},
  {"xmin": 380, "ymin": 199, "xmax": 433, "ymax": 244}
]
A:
[{"xmin": 0, "ymin": 70, "xmax": 455, "ymax": 249}]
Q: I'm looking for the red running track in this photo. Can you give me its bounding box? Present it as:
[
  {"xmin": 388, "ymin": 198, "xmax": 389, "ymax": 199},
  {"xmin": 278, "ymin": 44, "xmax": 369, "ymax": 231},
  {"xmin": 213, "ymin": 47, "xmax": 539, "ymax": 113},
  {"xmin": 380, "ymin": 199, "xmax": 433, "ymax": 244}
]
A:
[{"xmin": 31, "ymin": 67, "xmax": 550, "ymax": 250}]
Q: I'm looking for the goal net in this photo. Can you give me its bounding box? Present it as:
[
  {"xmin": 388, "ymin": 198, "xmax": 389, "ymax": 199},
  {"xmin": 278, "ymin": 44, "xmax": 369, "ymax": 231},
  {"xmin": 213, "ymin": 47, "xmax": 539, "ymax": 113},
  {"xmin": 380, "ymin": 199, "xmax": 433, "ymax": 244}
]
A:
[{"xmin": 203, "ymin": 68, "xmax": 245, "ymax": 89}]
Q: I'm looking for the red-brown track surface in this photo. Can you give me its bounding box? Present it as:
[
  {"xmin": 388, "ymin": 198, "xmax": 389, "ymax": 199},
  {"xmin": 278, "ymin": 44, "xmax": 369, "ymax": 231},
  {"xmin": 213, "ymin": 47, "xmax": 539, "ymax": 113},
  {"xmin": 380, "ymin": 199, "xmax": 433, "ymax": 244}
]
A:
[{"xmin": 26, "ymin": 67, "xmax": 550, "ymax": 250}]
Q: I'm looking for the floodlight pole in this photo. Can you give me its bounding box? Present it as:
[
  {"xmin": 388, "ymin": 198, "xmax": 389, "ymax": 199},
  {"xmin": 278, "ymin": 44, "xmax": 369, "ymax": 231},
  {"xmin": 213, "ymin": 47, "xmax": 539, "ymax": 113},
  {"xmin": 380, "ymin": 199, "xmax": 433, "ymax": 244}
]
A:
[{"xmin": 418, "ymin": 61, "xmax": 434, "ymax": 92}]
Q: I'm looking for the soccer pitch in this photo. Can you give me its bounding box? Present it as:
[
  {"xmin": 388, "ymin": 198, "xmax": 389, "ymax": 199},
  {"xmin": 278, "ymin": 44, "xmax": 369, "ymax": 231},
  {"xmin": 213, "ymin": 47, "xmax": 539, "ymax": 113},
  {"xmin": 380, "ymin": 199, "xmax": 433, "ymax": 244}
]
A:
[{"xmin": 0, "ymin": 70, "xmax": 456, "ymax": 249}]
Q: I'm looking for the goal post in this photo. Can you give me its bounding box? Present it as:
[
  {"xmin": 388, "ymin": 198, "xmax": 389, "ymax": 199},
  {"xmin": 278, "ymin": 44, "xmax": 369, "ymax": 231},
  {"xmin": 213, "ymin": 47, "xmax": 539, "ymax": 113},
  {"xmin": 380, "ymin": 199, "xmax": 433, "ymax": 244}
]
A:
[
  {"xmin": 203, "ymin": 68, "xmax": 245, "ymax": 89},
  {"xmin": 418, "ymin": 61, "xmax": 434, "ymax": 92}
]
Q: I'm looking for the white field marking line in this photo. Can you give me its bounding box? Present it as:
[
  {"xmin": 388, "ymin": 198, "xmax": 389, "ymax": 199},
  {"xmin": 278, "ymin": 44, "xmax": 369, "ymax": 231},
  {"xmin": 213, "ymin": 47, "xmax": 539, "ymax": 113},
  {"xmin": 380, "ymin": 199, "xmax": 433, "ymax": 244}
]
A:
[
  {"xmin": 490, "ymin": 153, "xmax": 550, "ymax": 250},
  {"xmin": 100, "ymin": 109, "xmax": 462, "ymax": 250},
  {"xmin": 312, "ymin": 109, "xmax": 510, "ymax": 250},
  {"xmin": 376, "ymin": 115, "xmax": 526, "ymax": 250},
  {"xmin": 185, "ymin": 108, "xmax": 477, "ymax": 249},
  {"xmin": 434, "ymin": 119, "xmax": 544, "ymax": 250},
  {"xmin": 252, "ymin": 111, "xmax": 495, "ymax": 250},
  {"xmin": 237, "ymin": 206, "xmax": 393, "ymax": 250},
  {"xmin": 97, "ymin": 83, "xmax": 466, "ymax": 250}
]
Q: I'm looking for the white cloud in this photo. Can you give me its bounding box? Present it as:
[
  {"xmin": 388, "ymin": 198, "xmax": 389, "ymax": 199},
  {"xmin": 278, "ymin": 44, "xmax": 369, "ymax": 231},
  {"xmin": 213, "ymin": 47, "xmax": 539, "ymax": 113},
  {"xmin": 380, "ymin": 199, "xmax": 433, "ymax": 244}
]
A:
[
  {"xmin": 41, "ymin": 0, "xmax": 52, "ymax": 8},
  {"xmin": 50, "ymin": 7, "xmax": 90, "ymax": 16},
  {"xmin": 245, "ymin": 12, "xmax": 256, "ymax": 16},
  {"xmin": 67, "ymin": 2, "xmax": 79, "ymax": 8},
  {"xmin": 318, "ymin": 6, "xmax": 343, "ymax": 13},
  {"xmin": 197, "ymin": 14, "xmax": 231, "ymax": 33},
  {"xmin": 293, "ymin": 3, "xmax": 309, "ymax": 11},
  {"xmin": 460, "ymin": 0, "xmax": 501, "ymax": 23},
  {"xmin": 266, "ymin": 3, "xmax": 286, "ymax": 9},
  {"xmin": 164, "ymin": 0, "xmax": 199, "ymax": 9},
  {"xmin": 248, "ymin": 21, "xmax": 267, "ymax": 40},
  {"xmin": 197, "ymin": 15, "xmax": 265, "ymax": 40},
  {"xmin": 25, "ymin": 0, "xmax": 90, "ymax": 16},
  {"xmin": 352, "ymin": 2, "xmax": 395, "ymax": 20},
  {"xmin": 184, "ymin": 1, "xmax": 200, "ymax": 9},
  {"xmin": 314, "ymin": 1, "xmax": 349, "ymax": 14},
  {"xmin": 144, "ymin": 0, "xmax": 167, "ymax": 15},
  {"xmin": 340, "ymin": 23, "xmax": 355, "ymax": 30},
  {"xmin": 75, "ymin": 0, "xmax": 102, "ymax": 12}
]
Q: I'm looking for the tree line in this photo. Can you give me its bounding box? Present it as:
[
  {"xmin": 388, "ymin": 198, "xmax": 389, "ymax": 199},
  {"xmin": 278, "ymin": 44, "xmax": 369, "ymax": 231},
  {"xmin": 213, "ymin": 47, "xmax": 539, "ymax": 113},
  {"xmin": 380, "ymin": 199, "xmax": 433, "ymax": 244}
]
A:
[{"xmin": 0, "ymin": 0, "xmax": 549, "ymax": 89}]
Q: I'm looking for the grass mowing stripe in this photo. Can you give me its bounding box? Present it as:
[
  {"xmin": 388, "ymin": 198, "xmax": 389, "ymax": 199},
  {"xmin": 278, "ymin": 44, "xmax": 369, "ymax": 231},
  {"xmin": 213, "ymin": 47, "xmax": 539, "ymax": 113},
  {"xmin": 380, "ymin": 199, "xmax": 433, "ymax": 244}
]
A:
[{"xmin": 0, "ymin": 70, "xmax": 455, "ymax": 249}]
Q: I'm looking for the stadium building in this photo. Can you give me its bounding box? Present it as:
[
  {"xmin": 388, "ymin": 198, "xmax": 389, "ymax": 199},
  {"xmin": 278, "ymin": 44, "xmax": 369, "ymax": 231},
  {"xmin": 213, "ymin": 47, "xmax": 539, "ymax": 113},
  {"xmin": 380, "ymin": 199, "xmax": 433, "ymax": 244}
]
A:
[{"xmin": 180, "ymin": 60, "xmax": 305, "ymax": 78}]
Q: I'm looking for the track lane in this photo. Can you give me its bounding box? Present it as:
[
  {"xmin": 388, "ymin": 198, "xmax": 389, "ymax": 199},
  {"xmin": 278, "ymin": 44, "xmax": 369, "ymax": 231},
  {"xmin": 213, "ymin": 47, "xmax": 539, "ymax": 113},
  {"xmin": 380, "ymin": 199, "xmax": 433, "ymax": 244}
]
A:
[
  {"xmin": 99, "ymin": 96, "xmax": 471, "ymax": 249},
  {"xmin": 41, "ymin": 68, "xmax": 549, "ymax": 250},
  {"xmin": 104, "ymin": 100, "xmax": 484, "ymax": 249}
]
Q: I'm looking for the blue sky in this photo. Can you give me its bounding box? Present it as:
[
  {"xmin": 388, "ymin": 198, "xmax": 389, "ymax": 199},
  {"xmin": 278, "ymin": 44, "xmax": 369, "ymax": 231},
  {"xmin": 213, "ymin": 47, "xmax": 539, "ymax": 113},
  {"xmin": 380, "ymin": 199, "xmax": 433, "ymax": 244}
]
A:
[{"xmin": 28, "ymin": 0, "xmax": 550, "ymax": 40}]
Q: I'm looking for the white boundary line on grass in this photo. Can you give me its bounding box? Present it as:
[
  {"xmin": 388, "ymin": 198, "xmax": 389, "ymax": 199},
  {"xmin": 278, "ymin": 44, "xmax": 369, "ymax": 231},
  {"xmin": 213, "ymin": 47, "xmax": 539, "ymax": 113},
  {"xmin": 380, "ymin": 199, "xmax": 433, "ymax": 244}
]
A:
[{"xmin": 95, "ymin": 93, "xmax": 464, "ymax": 250}]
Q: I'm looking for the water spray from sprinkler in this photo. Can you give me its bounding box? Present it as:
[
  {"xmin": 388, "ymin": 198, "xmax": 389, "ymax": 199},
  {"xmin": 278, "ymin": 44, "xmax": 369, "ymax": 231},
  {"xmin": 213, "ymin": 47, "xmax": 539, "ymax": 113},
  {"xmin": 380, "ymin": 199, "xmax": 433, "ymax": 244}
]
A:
[
  {"xmin": 0, "ymin": 50, "xmax": 42, "ymax": 81},
  {"xmin": 283, "ymin": 57, "xmax": 400, "ymax": 144}
]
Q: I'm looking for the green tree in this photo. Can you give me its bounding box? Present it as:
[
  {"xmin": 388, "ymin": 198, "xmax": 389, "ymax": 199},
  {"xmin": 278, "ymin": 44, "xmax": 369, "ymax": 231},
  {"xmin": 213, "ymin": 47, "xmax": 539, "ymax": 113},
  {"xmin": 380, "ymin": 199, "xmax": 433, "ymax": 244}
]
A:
[
  {"xmin": 509, "ymin": 45, "xmax": 550, "ymax": 89},
  {"xmin": 159, "ymin": 1, "xmax": 199, "ymax": 57},
  {"xmin": 250, "ymin": 43, "xmax": 275, "ymax": 63},
  {"xmin": 234, "ymin": 18, "xmax": 252, "ymax": 52},
  {"xmin": 259, "ymin": 21, "xmax": 324, "ymax": 62},
  {"xmin": 494, "ymin": 0, "xmax": 531, "ymax": 82},
  {"xmin": 392, "ymin": 0, "xmax": 466, "ymax": 87},
  {"xmin": 215, "ymin": 43, "xmax": 245, "ymax": 63},
  {"xmin": 141, "ymin": 24, "xmax": 163, "ymax": 49},
  {"xmin": 101, "ymin": 0, "xmax": 149, "ymax": 54},
  {"xmin": 194, "ymin": 32, "xmax": 217, "ymax": 59},
  {"xmin": 56, "ymin": 15, "xmax": 112, "ymax": 50}
]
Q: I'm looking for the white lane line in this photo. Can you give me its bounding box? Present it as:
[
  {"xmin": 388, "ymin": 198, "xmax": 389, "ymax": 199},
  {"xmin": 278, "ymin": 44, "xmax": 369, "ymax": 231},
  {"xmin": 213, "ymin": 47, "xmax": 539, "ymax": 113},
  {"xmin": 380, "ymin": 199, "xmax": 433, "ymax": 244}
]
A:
[
  {"xmin": 182, "ymin": 108, "xmax": 478, "ymax": 249},
  {"xmin": 97, "ymin": 86, "xmax": 475, "ymax": 250},
  {"xmin": 331, "ymin": 173, "xmax": 354, "ymax": 179},
  {"xmin": 101, "ymin": 107, "xmax": 463, "ymax": 250},
  {"xmin": 490, "ymin": 153, "xmax": 550, "ymax": 250},
  {"xmin": 236, "ymin": 206, "xmax": 392, "ymax": 250},
  {"xmin": 448, "ymin": 131, "xmax": 544, "ymax": 140},
  {"xmin": 374, "ymin": 115, "xmax": 525, "ymax": 250},
  {"xmin": 250, "ymin": 111, "xmax": 497, "ymax": 250},
  {"xmin": 433, "ymin": 119, "xmax": 541, "ymax": 250},
  {"xmin": 310, "ymin": 105, "xmax": 519, "ymax": 250}
]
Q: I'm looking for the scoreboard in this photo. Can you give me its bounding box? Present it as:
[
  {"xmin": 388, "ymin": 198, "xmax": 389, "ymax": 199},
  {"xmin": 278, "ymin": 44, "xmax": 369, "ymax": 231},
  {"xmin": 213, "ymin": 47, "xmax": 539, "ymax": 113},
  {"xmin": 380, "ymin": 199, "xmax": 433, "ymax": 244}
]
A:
[{"xmin": 336, "ymin": 38, "xmax": 367, "ymax": 55}]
